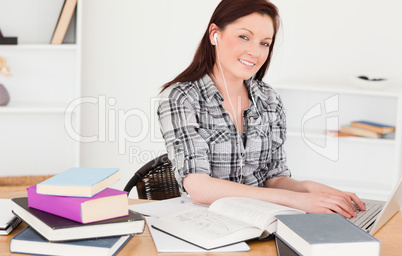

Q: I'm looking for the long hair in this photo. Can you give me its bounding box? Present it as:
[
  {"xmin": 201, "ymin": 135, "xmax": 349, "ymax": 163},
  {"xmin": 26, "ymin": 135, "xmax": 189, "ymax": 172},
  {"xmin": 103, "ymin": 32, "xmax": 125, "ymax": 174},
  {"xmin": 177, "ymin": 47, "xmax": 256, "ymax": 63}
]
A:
[{"xmin": 161, "ymin": 0, "xmax": 280, "ymax": 91}]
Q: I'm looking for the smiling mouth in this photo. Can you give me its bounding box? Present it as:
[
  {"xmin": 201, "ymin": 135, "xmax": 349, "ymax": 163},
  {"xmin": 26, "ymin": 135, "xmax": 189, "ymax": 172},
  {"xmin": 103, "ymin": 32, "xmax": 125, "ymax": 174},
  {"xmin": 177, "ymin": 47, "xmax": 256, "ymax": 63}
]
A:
[{"xmin": 239, "ymin": 59, "xmax": 255, "ymax": 67}]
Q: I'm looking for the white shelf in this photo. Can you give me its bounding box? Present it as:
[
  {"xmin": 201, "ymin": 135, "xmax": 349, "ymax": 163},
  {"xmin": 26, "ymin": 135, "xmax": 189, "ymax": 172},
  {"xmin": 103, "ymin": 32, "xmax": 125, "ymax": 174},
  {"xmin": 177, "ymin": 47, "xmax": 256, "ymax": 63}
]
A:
[
  {"xmin": 0, "ymin": 0, "xmax": 82, "ymax": 175},
  {"xmin": 0, "ymin": 102, "xmax": 75, "ymax": 114},
  {"xmin": 274, "ymin": 81, "xmax": 402, "ymax": 199},
  {"xmin": 272, "ymin": 81, "xmax": 402, "ymax": 97},
  {"xmin": 0, "ymin": 44, "xmax": 78, "ymax": 50},
  {"xmin": 287, "ymin": 130, "xmax": 396, "ymax": 145}
]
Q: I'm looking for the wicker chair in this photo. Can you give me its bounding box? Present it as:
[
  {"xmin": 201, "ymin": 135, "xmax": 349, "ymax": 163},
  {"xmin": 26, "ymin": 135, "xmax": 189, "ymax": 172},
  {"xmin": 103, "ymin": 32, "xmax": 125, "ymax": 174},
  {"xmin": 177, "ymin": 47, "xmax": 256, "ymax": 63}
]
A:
[{"xmin": 123, "ymin": 153, "xmax": 181, "ymax": 200}]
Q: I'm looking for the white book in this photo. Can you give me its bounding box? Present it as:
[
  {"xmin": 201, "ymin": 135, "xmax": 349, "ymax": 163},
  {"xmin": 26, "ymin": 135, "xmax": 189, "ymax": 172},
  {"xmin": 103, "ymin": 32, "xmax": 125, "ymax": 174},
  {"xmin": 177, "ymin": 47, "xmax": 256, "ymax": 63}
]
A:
[
  {"xmin": 151, "ymin": 197, "xmax": 305, "ymax": 250},
  {"xmin": 146, "ymin": 217, "xmax": 250, "ymax": 253},
  {"xmin": 0, "ymin": 199, "xmax": 21, "ymax": 235}
]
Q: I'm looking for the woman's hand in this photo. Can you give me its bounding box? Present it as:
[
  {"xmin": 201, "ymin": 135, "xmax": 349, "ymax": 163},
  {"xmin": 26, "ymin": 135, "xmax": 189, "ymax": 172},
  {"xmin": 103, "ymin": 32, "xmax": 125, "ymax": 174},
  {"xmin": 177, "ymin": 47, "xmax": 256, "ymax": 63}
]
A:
[{"xmin": 295, "ymin": 181, "xmax": 366, "ymax": 218}]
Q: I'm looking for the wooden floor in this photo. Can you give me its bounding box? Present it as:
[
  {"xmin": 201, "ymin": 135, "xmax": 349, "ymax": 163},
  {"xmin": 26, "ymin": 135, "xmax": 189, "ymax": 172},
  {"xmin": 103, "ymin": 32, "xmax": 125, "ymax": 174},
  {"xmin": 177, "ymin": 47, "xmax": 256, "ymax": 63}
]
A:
[{"xmin": 0, "ymin": 175, "xmax": 53, "ymax": 193}]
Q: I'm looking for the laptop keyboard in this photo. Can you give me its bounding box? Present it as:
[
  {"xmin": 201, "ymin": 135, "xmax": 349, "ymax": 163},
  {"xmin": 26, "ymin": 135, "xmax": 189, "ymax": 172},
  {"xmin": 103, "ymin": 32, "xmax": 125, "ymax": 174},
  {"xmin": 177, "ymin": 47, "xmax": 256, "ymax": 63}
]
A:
[{"xmin": 349, "ymin": 200, "xmax": 383, "ymax": 231}]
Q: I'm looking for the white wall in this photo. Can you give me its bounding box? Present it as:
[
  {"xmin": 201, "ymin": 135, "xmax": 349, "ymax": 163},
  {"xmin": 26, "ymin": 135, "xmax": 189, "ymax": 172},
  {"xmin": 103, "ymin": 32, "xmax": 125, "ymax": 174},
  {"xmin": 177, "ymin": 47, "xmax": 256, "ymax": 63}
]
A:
[
  {"xmin": 80, "ymin": 0, "xmax": 219, "ymax": 193},
  {"xmin": 80, "ymin": 0, "xmax": 402, "ymax": 194},
  {"xmin": 269, "ymin": 0, "xmax": 402, "ymax": 83}
]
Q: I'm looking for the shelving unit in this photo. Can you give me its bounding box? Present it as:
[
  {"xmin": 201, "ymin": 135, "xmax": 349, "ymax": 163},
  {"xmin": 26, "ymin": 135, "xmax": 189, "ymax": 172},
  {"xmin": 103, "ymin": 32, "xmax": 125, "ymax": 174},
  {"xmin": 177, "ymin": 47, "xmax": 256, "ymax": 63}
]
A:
[
  {"xmin": 272, "ymin": 81, "xmax": 402, "ymax": 200},
  {"xmin": 0, "ymin": 0, "xmax": 81, "ymax": 176}
]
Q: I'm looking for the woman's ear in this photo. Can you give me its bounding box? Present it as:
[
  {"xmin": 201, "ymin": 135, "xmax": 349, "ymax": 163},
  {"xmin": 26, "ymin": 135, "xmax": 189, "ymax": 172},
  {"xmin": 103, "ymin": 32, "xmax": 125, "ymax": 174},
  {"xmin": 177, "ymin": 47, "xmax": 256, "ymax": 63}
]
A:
[{"xmin": 208, "ymin": 23, "xmax": 219, "ymax": 46}]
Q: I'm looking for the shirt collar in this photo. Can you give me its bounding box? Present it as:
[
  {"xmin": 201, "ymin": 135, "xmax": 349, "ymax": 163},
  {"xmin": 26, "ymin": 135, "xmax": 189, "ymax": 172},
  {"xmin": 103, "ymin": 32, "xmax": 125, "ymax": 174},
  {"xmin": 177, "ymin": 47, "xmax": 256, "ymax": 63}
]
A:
[
  {"xmin": 198, "ymin": 74, "xmax": 271, "ymax": 105},
  {"xmin": 199, "ymin": 74, "xmax": 223, "ymax": 103},
  {"xmin": 245, "ymin": 78, "xmax": 269, "ymax": 103}
]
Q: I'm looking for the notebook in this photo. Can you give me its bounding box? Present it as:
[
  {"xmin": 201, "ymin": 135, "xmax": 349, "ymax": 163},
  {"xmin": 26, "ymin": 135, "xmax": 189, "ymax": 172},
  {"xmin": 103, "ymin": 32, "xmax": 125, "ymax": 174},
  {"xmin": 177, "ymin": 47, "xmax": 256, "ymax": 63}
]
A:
[{"xmin": 349, "ymin": 178, "xmax": 402, "ymax": 235}]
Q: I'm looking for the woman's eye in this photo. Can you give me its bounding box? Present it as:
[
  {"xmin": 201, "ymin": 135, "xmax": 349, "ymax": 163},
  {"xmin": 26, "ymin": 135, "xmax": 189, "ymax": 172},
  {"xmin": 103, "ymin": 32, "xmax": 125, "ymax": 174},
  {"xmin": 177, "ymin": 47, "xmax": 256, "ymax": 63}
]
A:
[
  {"xmin": 261, "ymin": 42, "xmax": 270, "ymax": 47},
  {"xmin": 239, "ymin": 35, "xmax": 249, "ymax": 40}
]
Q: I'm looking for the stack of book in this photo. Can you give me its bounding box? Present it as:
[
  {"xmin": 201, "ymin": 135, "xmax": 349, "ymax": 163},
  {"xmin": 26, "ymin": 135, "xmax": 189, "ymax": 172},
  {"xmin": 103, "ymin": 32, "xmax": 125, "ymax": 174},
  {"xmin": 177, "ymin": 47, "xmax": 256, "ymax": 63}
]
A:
[
  {"xmin": 10, "ymin": 167, "xmax": 145, "ymax": 256},
  {"xmin": 329, "ymin": 120, "xmax": 395, "ymax": 138}
]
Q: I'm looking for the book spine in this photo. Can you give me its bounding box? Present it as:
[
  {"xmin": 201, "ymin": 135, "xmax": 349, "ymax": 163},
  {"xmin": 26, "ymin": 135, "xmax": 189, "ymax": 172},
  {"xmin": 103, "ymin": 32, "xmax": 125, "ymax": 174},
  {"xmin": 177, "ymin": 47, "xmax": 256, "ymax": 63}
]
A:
[
  {"xmin": 340, "ymin": 126, "xmax": 380, "ymax": 138},
  {"xmin": 350, "ymin": 122, "xmax": 384, "ymax": 134},
  {"xmin": 9, "ymin": 217, "xmax": 22, "ymax": 230},
  {"xmin": 27, "ymin": 186, "xmax": 83, "ymax": 223},
  {"xmin": 51, "ymin": 0, "xmax": 77, "ymax": 44}
]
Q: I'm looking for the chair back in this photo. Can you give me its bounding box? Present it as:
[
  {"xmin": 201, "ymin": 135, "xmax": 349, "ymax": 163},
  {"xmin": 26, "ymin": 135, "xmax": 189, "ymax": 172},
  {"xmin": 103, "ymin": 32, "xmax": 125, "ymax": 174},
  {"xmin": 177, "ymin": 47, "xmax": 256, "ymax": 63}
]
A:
[{"xmin": 123, "ymin": 154, "xmax": 180, "ymax": 200}]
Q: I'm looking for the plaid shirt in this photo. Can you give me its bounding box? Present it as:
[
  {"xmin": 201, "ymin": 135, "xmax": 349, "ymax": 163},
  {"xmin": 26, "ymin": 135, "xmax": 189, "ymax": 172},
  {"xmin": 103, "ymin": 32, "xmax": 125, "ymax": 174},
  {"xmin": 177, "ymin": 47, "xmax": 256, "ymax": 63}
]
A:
[{"xmin": 157, "ymin": 74, "xmax": 290, "ymax": 192}]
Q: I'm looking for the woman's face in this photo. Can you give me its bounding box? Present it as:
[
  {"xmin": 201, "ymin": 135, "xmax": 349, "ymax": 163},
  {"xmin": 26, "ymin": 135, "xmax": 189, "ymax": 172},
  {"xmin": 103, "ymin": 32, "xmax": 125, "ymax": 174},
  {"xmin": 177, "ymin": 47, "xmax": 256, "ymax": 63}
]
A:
[{"xmin": 214, "ymin": 12, "xmax": 274, "ymax": 82}]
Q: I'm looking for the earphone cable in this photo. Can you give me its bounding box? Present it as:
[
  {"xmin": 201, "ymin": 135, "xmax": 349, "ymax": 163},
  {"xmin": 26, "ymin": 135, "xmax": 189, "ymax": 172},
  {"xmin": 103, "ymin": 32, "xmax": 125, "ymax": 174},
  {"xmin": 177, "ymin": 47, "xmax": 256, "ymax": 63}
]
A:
[{"xmin": 215, "ymin": 36, "xmax": 244, "ymax": 183}]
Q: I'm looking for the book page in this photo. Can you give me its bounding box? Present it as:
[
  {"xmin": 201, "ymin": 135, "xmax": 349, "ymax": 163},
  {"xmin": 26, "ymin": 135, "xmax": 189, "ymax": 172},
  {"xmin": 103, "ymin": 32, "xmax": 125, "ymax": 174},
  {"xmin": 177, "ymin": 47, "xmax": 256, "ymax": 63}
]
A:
[
  {"xmin": 208, "ymin": 197, "xmax": 305, "ymax": 233},
  {"xmin": 158, "ymin": 208, "xmax": 252, "ymax": 239},
  {"xmin": 0, "ymin": 199, "xmax": 15, "ymax": 228}
]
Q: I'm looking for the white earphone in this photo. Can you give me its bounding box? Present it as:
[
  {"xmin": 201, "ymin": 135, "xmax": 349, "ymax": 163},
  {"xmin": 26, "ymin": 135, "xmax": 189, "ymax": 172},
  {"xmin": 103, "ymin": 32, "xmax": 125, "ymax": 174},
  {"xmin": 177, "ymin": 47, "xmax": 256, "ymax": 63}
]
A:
[
  {"xmin": 213, "ymin": 30, "xmax": 263, "ymax": 184},
  {"xmin": 214, "ymin": 31, "xmax": 245, "ymax": 183},
  {"xmin": 214, "ymin": 33, "xmax": 218, "ymax": 44}
]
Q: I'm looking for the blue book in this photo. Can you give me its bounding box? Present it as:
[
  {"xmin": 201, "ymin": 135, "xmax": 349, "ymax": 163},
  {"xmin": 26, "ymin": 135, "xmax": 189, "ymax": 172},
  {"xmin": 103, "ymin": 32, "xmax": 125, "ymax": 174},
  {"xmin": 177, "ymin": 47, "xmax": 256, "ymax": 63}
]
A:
[
  {"xmin": 36, "ymin": 167, "xmax": 120, "ymax": 197},
  {"xmin": 275, "ymin": 213, "xmax": 380, "ymax": 256},
  {"xmin": 10, "ymin": 226, "xmax": 132, "ymax": 256}
]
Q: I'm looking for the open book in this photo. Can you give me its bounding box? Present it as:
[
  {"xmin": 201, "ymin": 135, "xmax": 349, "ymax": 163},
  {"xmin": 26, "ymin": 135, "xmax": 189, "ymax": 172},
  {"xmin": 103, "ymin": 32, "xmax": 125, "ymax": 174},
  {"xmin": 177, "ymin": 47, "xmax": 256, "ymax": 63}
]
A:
[{"xmin": 151, "ymin": 197, "xmax": 305, "ymax": 250}]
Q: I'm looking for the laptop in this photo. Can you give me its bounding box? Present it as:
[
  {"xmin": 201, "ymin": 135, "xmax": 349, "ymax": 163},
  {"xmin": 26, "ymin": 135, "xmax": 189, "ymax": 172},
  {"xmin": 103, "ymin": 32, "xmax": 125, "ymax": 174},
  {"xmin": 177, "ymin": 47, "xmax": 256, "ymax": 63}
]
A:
[{"xmin": 349, "ymin": 178, "xmax": 402, "ymax": 235}]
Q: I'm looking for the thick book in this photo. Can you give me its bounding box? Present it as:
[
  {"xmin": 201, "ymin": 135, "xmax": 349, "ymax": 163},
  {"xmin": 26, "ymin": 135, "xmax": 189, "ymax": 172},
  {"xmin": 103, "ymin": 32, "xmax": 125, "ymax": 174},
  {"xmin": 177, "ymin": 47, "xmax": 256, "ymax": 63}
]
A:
[
  {"xmin": 151, "ymin": 197, "xmax": 305, "ymax": 250},
  {"xmin": 36, "ymin": 167, "xmax": 120, "ymax": 197},
  {"xmin": 340, "ymin": 125, "xmax": 381, "ymax": 138},
  {"xmin": 350, "ymin": 120, "xmax": 396, "ymax": 135},
  {"xmin": 10, "ymin": 226, "xmax": 132, "ymax": 256},
  {"xmin": 28, "ymin": 185, "xmax": 129, "ymax": 224},
  {"xmin": 12, "ymin": 197, "xmax": 145, "ymax": 242},
  {"xmin": 0, "ymin": 199, "xmax": 21, "ymax": 235},
  {"xmin": 275, "ymin": 213, "xmax": 380, "ymax": 256},
  {"xmin": 51, "ymin": 0, "xmax": 77, "ymax": 44}
]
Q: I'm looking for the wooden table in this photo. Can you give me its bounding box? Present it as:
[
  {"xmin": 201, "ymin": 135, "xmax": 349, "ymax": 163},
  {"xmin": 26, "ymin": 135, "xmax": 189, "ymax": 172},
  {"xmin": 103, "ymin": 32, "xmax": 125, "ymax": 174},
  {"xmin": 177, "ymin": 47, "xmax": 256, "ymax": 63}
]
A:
[{"xmin": 1, "ymin": 191, "xmax": 401, "ymax": 256}]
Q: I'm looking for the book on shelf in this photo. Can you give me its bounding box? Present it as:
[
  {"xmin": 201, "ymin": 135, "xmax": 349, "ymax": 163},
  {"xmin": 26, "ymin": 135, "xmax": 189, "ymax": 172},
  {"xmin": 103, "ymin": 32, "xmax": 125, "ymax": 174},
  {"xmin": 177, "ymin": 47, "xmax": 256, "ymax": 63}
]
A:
[
  {"xmin": 326, "ymin": 130, "xmax": 358, "ymax": 137},
  {"xmin": 275, "ymin": 213, "xmax": 380, "ymax": 256},
  {"xmin": 151, "ymin": 197, "xmax": 305, "ymax": 250},
  {"xmin": 36, "ymin": 167, "xmax": 120, "ymax": 197},
  {"xmin": 28, "ymin": 185, "xmax": 129, "ymax": 224},
  {"xmin": 10, "ymin": 226, "xmax": 132, "ymax": 256},
  {"xmin": 50, "ymin": 0, "xmax": 78, "ymax": 44},
  {"xmin": 12, "ymin": 197, "xmax": 145, "ymax": 242},
  {"xmin": 0, "ymin": 199, "xmax": 21, "ymax": 235},
  {"xmin": 0, "ymin": 29, "xmax": 18, "ymax": 45},
  {"xmin": 340, "ymin": 125, "xmax": 381, "ymax": 138},
  {"xmin": 350, "ymin": 120, "xmax": 395, "ymax": 135}
]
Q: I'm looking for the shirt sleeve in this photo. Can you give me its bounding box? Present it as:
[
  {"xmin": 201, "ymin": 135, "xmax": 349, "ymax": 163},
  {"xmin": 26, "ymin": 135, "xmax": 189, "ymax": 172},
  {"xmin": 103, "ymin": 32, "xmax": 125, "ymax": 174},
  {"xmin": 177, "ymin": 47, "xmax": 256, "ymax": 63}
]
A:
[
  {"xmin": 265, "ymin": 93, "xmax": 291, "ymax": 181},
  {"xmin": 157, "ymin": 89, "xmax": 211, "ymax": 190}
]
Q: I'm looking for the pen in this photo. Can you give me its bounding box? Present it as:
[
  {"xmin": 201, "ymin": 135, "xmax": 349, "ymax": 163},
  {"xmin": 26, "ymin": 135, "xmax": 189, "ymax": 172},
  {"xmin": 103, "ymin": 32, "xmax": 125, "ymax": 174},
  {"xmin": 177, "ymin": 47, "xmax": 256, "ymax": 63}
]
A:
[
  {"xmin": 129, "ymin": 210, "xmax": 151, "ymax": 217},
  {"xmin": 180, "ymin": 200, "xmax": 208, "ymax": 207}
]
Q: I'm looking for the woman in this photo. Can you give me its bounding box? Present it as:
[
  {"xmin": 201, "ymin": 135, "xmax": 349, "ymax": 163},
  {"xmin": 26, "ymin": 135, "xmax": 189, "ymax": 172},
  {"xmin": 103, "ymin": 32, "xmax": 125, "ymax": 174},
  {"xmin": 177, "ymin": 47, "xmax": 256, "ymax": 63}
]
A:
[{"xmin": 157, "ymin": 0, "xmax": 365, "ymax": 218}]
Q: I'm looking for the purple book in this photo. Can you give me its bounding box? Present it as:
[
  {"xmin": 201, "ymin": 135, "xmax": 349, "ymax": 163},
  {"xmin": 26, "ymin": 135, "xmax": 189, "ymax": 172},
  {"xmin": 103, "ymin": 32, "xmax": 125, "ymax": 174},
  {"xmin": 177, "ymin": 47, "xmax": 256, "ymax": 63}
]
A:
[{"xmin": 27, "ymin": 185, "xmax": 128, "ymax": 224}]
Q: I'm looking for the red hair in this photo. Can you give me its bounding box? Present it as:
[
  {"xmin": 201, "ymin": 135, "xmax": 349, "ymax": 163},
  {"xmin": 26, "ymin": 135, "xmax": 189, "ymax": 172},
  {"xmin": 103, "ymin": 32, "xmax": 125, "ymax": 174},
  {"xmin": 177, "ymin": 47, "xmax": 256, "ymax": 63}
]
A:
[{"xmin": 161, "ymin": 0, "xmax": 280, "ymax": 91}]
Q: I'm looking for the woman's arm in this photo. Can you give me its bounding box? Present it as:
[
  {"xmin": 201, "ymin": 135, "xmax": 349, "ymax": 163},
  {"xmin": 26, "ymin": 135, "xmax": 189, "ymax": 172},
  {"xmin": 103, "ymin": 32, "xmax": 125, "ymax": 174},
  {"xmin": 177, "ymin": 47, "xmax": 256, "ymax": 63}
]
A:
[
  {"xmin": 184, "ymin": 173, "xmax": 365, "ymax": 218},
  {"xmin": 183, "ymin": 173, "xmax": 295, "ymax": 206},
  {"xmin": 265, "ymin": 176, "xmax": 366, "ymax": 217}
]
